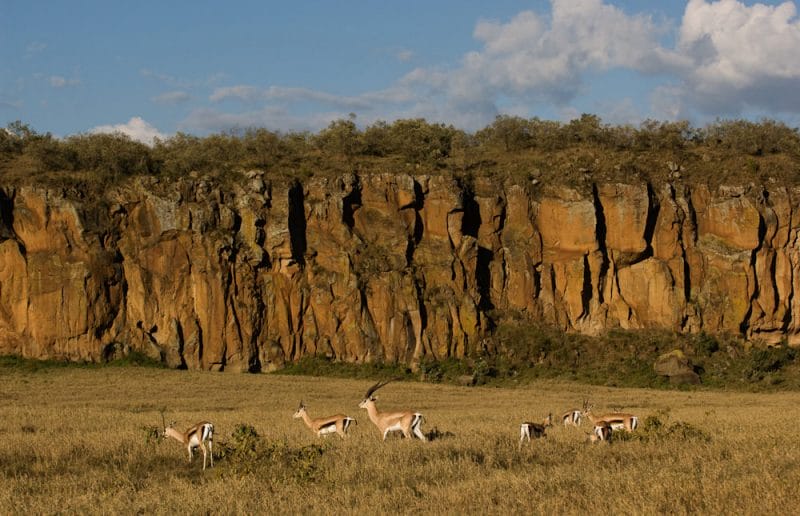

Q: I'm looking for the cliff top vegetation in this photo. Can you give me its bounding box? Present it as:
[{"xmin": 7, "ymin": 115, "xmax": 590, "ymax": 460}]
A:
[{"xmin": 2, "ymin": 115, "xmax": 800, "ymax": 193}]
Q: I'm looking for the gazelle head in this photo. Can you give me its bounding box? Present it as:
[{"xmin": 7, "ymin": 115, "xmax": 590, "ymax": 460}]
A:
[
  {"xmin": 359, "ymin": 379, "xmax": 394, "ymax": 409},
  {"xmin": 293, "ymin": 401, "xmax": 307, "ymax": 419},
  {"xmin": 161, "ymin": 419, "xmax": 180, "ymax": 442},
  {"xmin": 544, "ymin": 413, "xmax": 553, "ymax": 427}
]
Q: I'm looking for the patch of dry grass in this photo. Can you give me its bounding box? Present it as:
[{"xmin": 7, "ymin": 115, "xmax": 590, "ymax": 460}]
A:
[{"xmin": 1, "ymin": 367, "xmax": 799, "ymax": 514}]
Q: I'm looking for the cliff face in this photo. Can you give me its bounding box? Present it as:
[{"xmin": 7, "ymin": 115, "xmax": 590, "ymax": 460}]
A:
[{"xmin": 1, "ymin": 172, "xmax": 798, "ymax": 370}]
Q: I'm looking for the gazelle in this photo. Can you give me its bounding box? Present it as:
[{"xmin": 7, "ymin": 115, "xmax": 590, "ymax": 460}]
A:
[
  {"xmin": 163, "ymin": 420, "xmax": 215, "ymax": 470},
  {"xmin": 589, "ymin": 421, "xmax": 612, "ymax": 443},
  {"xmin": 583, "ymin": 401, "xmax": 638, "ymax": 432},
  {"xmin": 358, "ymin": 379, "xmax": 427, "ymax": 442},
  {"xmin": 519, "ymin": 413, "xmax": 553, "ymax": 449},
  {"xmin": 293, "ymin": 400, "xmax": 356, "ymax": 438},
  {"xmin": 561, "ymin": 408, "xmax": 583, "ymax": 427}
]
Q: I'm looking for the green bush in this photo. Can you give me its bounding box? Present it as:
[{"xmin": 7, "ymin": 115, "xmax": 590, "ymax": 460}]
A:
[
  {"xmin": 218, "ymin": 423, "xmax": 327, "ymax": 480},
  {"xmin": 746, "ymin": 346, "xmax": 797, "ymax": 380},
  {"xmin": 613, "ymin": 414, "xmax": 711, "ymax": 443}
]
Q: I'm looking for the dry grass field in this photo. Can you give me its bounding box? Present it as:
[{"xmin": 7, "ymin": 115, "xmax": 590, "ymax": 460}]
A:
[{"xmin": 1, "ymin": 365, "xmax": 799, "ymax": 515}]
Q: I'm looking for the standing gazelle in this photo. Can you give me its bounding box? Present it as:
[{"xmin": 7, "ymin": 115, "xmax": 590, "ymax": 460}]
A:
[
  {"xmin": 583, "ymin": 401, "xmax": 639, "ymax": 432},
  {"xmin": 561, "ymin": 408, "xmax": 583, "ymax": 427},
  {"xmin": 163, "ymin": 420, "xmax": 215, "ymax": 470},
  {"xmin": 358, "ymin": 379, "xmax": 427, "ymax": 442},
  {"xmin": 519, "ymin": 413, "xmax": 553, "ymax": 449},
  {"xmin": 293, "ymin": 401, "xmax": 356, "ymax": 438}
]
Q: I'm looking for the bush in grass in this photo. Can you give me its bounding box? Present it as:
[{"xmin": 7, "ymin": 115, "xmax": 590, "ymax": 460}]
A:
[
  {"xmin": 612, "ymin": 414, "xmax": 711, "ymax": 443},
  {"xmin": 218, "ymin": 423, "xmax": 327, "ymax": 480}
]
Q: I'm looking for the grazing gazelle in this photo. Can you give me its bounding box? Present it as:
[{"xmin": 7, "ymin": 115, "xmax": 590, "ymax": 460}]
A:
[
  {"xmin": 358, "ymin": 379, "xmax": 427, "ymax": 442},
  {"xmin": 583, "ymin": 401, "xmax": 639, "ymax": 432},
  {"xmin": 293, "ymin": 400, "xmax": 356, "ymax": 439},
  {"xmin": 163, "ymin": 420, "xmax": 215, "ymax": 470},
  {"xmin": 589, "ymin": 421, "xmax": 612, "ymax": 443},
  {"xmin": 519, "ymin": 413, "xmax": 553, "ymax": 449}
]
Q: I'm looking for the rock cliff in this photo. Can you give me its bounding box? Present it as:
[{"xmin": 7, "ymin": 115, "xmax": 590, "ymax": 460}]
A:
[{"xmin": 1, "ymin": 172, "xmax": 797, "ymax": 370}]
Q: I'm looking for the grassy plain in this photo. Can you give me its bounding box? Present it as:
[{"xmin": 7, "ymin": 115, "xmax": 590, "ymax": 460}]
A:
[{"xmin": 1, "ymin": 365, "xmax": 799, "ymax": 514}]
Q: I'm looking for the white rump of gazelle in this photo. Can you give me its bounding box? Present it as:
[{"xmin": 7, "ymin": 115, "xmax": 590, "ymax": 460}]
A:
[
  {"xmin": 293, "ymin": 400, "xmax": 356, "ymax": 438},
  {"xmin": 359, "ymin": 379, "xmax": 427, "ymax": 442},
  {"xmin": 162, "ymin": 418, "xmax": 215, "ymax": 470},
  {"xmin": 519, "ymin": 413, "xmax": 553, "ymax": 449},
  {"xmin": 589, "ymin": 421, "xmax": 612, "ymax": 443}
]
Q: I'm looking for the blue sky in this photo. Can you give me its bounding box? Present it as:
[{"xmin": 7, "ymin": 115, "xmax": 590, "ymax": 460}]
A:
[{"xmin": 2, "ymin": 0, "xmax": 799, "ymax": 143}]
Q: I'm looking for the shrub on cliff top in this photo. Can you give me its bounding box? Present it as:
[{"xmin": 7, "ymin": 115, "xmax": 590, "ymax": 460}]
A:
[{"xmin": 4, "ymin": 116, "xmax": 800, "ymax": 187}]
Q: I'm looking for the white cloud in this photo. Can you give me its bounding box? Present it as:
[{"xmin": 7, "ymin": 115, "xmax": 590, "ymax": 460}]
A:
[
  {"xmin": 181, "ymin": 0, "xmax": 800, "ymax": 134},
  {"xmin": 193, "ymin": 0, "xmax": 674, "ymax": 131},
  {"xmin": 0, "ymin": 98, "xmax": 23, "ymax": 110},
  {"xmin": 140, "ymin": 68, "xmax": 184, "ymax": 87},
  {"xmin": 209, "ymin": 85, "xmax": 262, "ymax": 103},
  {"xmin": 152, "ymin": 91, "xmax": 190, "ymax": 104},
  {"xmin": 209, "ymin": 85, "xmax": 378, "ymax": 110},
  {"xmin": 471, "ymin": 1, "xmax": 679, "ymax": 100},
  {"xmin": 181, "ymin": 106, "xmax": 346, "ymax": 134},
  {"xmin": 24, "ymin": 42, "xmax": 47, "ymax": 58},
  {"xmin": 90, "ymin": 117, "xmax": 166, "ymax": 145},
  {"xmin": 672, "ymin": 0, "xmax": 800, "ymax": 115},
  {"xmin": 49, "ymin": 75, "xmax": 80, "ymax": 88},
  {"xmin": 396, "ymin": 49, "xmax": 414, "ymax": 62}
]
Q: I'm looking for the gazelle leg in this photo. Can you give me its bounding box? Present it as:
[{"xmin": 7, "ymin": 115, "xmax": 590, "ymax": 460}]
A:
[
  {"xmin": 208, "ymin": 440, "xmax": 213, "ymax": 468},
  {"xmin": 413, "ymin": 424, "xmax": 427, "ymax": 442}
]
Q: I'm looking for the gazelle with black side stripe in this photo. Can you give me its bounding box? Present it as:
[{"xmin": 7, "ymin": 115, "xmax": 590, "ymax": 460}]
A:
[
  {"xmin": 519, "ymin": 413, "xmax": 553, "ymax": 449},
  {"xmin": 589, "ymin": 421, "xmax": 612, "ymax": 443},
  {"xmin": 359, "ymin": 379, "xmax": 427, "ymax": 442},
  {"xmin": 561, "ymin": 408, "xmax": 583, "ymax": 427},
  {"xmin": 293, "ymin": 400, "xmax": 356, "ymax": 438},
  {"xmin": 583, "ymin": 401, "xmax": 639, "ymax": 432},
  {"xmin": 163, "ymin": 420, "xmax": 215, "ymax": 470}
]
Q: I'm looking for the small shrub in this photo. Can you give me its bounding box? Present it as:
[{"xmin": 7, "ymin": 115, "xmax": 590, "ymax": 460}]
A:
[
  {"xmin": 613, "ymin": 414, "xmax": 711, "ymax": 443},
  {"xmin": 746, "ymin": 345, "xmax": 797, "ymax": 380},
  {"xmin": 217, "ymin": 423, "xmax": 327, "ymax": 480},
  {"xmin": 694, "ymin": 332, "xmax": 720, "ymax": 356},
  {"xmin": 107, "ymin": 350, "xmax": 166, "ymax": 368},
  {"xmin": 219, "ymin": 423, "xmax": 263, "ymax": 463}
]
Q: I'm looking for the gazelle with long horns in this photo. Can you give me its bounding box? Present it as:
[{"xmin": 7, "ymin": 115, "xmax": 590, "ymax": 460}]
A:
[
  {"xmin": 162, "ymin": 417, "xmax": 215, "ymax": 470},
  {"xmin": 359, "ymin": 379, "xmax": 427, "ymax": 442},
  {"xmin": 293, "ymin": 401, "xmax": 356, "ymax": 438}
]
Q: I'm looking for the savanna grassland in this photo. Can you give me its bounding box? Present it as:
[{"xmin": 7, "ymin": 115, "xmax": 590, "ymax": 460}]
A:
[{"xmin": 2, "ymin": 364, "xmax": 800, "ymax": 515}]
